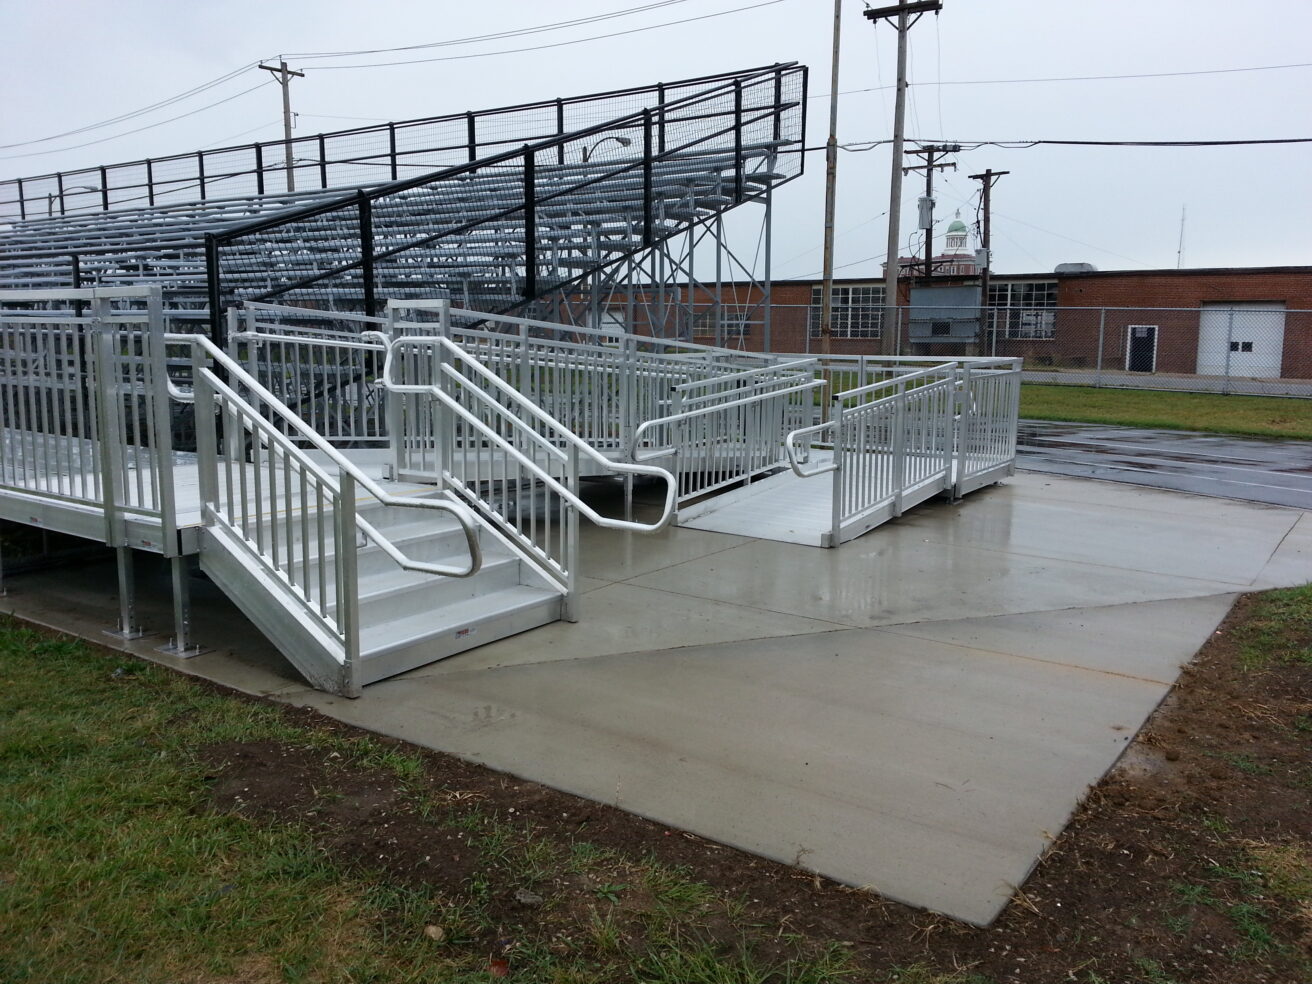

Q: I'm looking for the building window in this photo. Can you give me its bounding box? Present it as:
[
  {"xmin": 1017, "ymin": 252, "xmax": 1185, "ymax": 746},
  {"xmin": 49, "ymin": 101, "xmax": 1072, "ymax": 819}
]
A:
[
  {"xmin": 809, "ymin": 284, "xmax": 884, "ymax": 338},
  {"xmin": 988, "ymin": 281, "xmax": 1057, "ymax": 339},
  {"xmin": 692, "ymin": 306, "xmax": 749, "ymax": 339}
]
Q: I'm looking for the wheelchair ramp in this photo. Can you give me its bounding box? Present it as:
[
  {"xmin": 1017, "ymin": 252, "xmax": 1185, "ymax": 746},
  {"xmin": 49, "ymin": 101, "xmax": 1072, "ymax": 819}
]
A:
[
  {"xmin": 678, "ymin": 462, "xmax": 834, "ymax": 546},
  {"xmin": 677, "ymin": 451, "xmax": 954, "ymax": 547}
]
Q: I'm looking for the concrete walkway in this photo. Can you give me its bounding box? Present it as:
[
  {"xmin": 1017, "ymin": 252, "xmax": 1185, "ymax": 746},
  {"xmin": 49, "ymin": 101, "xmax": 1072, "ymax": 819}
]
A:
[{"xmin": 4, "ymin": 472, "xmax": 1309, "ymax": 925}]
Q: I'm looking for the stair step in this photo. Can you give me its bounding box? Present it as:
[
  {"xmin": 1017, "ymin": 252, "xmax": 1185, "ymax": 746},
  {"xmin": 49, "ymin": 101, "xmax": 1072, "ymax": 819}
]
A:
[
  {"xmin": 343, "ymin": 553, "xmax": 524, "ymax": 625},
  {"xmin": 360, "ymin": 584, "xmax": 562, "ymax": 663}
]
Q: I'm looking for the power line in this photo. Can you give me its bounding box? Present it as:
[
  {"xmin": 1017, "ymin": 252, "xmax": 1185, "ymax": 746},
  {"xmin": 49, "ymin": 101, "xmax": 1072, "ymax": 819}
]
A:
[
  {"xmin": 0, "ymin": 63, "xmax": 263, "ymax": 151},
  {"xmin": 200, "ymin": 119, "xmax": 284, "ymax": 150},
  {"xmin": 305, "ymin": 0, "xmax": 787, "ymax": 70},
  {"xmin": 298, "ymin": 113, "xmax": 391, "ymax": 124},
  {"xmin": 991, "ymin": 210, "xmax": 1152, "ymax": 268},
  {"xmin": 822, "ymin": 136, "xmax": 1312, "ymax": 152},
  {"xmin": 285, "ymin": 0, "xmax": 696, "ymax": 60},
  {"xmin": 963, "ymin": 137, "xmax": 1312, "ymax": 148},
  {"xmin": 0, "ymin": 0, "xmax": 703, "ymax": 151},
  {"xmin": 0, "ymin": 82, "xmax": 274, "ymax": 161},
  {"xmin": 807, "ymin": 60, "xmax": 1312, "ymax": 100}
]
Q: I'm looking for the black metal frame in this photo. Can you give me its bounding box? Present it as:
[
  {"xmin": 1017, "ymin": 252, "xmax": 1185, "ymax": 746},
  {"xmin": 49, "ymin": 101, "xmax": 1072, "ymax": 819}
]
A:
[
  {"xmin": 0, "ymin": 63, "xmax": 795, "ymax": 223},
  {"xmin": 201, "ymin": 63, "xmax": 805, "ymax": 333}
]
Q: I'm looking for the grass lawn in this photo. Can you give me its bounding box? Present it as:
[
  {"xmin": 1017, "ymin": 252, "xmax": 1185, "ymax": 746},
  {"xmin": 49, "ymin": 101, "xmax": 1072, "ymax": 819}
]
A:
[
  {"xmin": 0, "ymin": 618, "xmax": 851, "ymax": 984},
  {"xmin": 1020, "ymin": 384, "xmax": 1312, "ymax": 439},
  {"xmin": 1, "ymin": 585, "xmax": 1309, "ymax": 983}
]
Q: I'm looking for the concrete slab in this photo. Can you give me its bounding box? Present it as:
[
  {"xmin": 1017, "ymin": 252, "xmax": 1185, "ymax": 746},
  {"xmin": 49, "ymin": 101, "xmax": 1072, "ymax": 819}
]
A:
[
  {"xmin": 1253, "ymin": 512, "xmax": 1312, "ymax": 590},
  {"xmin": 4, "ymin": 472, "xmax": 1310, "ymax": 926},
  {"xmin": 294, "ymin": 624, "xmax": 1175, "ymax": 925},
  {"xmin": 877, "ymin": 594, "xmax": 1238, "ymax": 684},
  {"xmin": 403, "ymin": 581, "xmax": 851, "ymax": 675},
  {"xmin": 897, "ymin": 476, "xmax": 1298, "ymax": 585},
  {"xmin": 578, "ymin": 520, "xmax": 750, "ymax": 582},
  {"xmin": 627, "ymin": 529, "xmax": 1242, "ymax": 628}
]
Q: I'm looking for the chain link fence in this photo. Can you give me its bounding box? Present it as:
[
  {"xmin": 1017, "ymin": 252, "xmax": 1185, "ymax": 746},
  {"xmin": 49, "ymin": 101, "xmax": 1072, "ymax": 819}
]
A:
[{"xmin": 660, "ymin": 301, "xmax": 1311, "ymax": 398}]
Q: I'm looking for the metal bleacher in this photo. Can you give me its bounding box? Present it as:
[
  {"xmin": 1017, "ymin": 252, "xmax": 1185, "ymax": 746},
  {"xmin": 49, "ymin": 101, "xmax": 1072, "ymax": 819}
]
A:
[{"xmin": 0, "ymin": 64, "xmax": 808, "ymax": 328}]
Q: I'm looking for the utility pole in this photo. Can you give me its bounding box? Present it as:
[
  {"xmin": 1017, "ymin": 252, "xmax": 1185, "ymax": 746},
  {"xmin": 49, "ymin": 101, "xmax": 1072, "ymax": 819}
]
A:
[
  {"xmin": 904, "ymin": 143, "xmax": 960, "ymax": 280},
  {"xmin": 865, "ymin": 1, "xmax": 942, "ymax": 355},
  {"xmin": 818, "ymin": 0, "xmax": 843, "ymax": 366},
  {"xmin": 968, "ymin": 168, "xmax": 1008, "ymax": 355},
  {"xmin": 259, "ymin": 60, "xmax": 305, "ymax": 192},
  {"xmin": 1176, "ymin": 205, "xmax": 1187, "ymax": 269}
]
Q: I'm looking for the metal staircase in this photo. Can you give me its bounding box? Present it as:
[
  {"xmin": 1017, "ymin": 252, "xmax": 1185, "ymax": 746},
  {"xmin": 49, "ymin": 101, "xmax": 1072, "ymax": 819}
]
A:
[{"xmin": 201, "ymin": 486, "xmax": 562, "ymax": 695}]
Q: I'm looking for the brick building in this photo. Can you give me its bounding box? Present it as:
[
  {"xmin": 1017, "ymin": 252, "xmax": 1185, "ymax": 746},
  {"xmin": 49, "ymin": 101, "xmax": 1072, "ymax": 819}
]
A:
[{"xmin": 624, "ymin": 265, "xmax": 1312, "ymax": 381}]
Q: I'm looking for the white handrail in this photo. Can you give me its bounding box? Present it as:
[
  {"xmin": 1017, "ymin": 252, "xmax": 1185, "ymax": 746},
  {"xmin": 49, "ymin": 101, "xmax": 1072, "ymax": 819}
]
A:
[
  {"xmin": 785, "ymin": 364, "xmax": 958, "ymax": 481},
  {"xmin": 163, "ymin": 332, "xmax": 483, "ymax": 579},
  {"xmin": 833, "ymin": 362, "xmax": 958, "ymax": 403},
  {"xmin": 632, "ymin": 376, "xmax": 825, "ymax": 461},
  {"xmin": 231, "ymin": 331, "xmax": 381, "ymax": 352},
  {"xmin": 367, "ymin": 332, "xmax": 678, "ymax": 534},
  {"xmin": 785, "ymin": 420, "xmax": 838, "ymax": 478},
  {"xmin": 672, "ymin": 358, "xmax": 819, "ymax": 397}
]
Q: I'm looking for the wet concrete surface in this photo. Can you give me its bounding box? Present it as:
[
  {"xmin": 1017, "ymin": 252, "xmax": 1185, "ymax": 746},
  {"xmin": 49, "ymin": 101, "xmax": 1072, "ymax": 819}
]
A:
[
  {"xmin": 6, "ymin": 473, "xmax": 1310, "ymax": 924},
  {"xmin": 1018, "ymin": 421, "xmax": 1312, "ymax": 510}
]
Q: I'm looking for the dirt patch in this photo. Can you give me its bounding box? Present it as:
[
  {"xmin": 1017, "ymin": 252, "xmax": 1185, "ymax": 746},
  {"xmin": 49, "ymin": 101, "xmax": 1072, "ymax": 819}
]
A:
[
  {"xmin": 195, "ymin": 590, "xmax": 1311, "ymax": 982},
  {"xmin": 201, "ymin": 740, "xmax": 482, "ymax": 888}
]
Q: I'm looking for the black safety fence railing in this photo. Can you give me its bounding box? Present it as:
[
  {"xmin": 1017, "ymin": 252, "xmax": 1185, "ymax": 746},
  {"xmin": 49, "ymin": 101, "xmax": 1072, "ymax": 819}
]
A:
[
  {"xmin": 0, "ymin": 63, "xmax": 799, "ymax": 224},
  {"xmin": 204, "ymin": 63, "xmax": 807, "ymax": 341}
]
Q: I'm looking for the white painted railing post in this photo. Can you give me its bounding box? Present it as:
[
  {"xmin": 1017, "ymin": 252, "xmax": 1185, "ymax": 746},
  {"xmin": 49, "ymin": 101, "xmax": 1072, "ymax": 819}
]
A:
[
  {"xmin": 829, "ymin": 397, "xmax": 844, "ymax": 546},
  {"xmin": 334, "ymin": 469, "xmax": 362, "ymax": 697},
  {"xmin": 436, "ymin": 342, "xmax": 455, "ymax": 489},
  {"xmin": 145, "ymin": 287, "xmax": 179, "ymax": 553},
  {"xmin": 622, "ymin": 334, "xmax": 636, "ymax": 521},
  {"xmin": 92, "ymin": 294, "xmax": 144, "ymax": 639},
  {"xmin": 620, "ymin": 333, "xmax": 636, "ymax": 456},
  {"xmin": 891, "ymin": 380, "xmax": 907, "ymax": 517},
  {"xmin": 384, "ymin": 307, "xmax": 404, "ymax": 480},
  {"xmin": 562, "ymin": 442, "xmax": 580, "ymax": 622},
  {"xmin": 235, "ymin": 308, "xmax": 253, "ymax": 368},
  {"xmin": 519, "ymin": 320, "xmax": 532, "ymax": 406},
  {"xmin": 92, "ymin": 296, "xmax": 123, "ymax": 549},
  {"xmin": 670, "ymin": 386, "xmax": 684, "ymax": 522},
  {"xmin": 953, "ymin": 362, "xmax": 971, "ymax": 499},
  {"xmin": 191, "ymin": 355, "xmax": 220, "ymax": 528},
  {"xmin": 955, "ymin": 364, "xmax": 976, "ymax": 501}
]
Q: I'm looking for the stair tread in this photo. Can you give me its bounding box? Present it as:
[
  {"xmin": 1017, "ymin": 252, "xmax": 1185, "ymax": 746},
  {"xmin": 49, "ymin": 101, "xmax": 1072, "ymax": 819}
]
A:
[
  {"xmin": 360, "ymin": 584, "xmax": 561, "ymax": 659},
  {"xmin": 351, "ymin": 553, "xmax": 521, "ymax": 604}
]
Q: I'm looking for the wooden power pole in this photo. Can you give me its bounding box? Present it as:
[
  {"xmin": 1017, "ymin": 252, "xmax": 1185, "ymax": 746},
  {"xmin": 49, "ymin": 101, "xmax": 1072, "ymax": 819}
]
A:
[
  {"xmin": 904, "ymin": 143, "xmax": 960, "ymax": 279},
  {"xmin": 259, "ymin": 60, "xmax": 305, "ymax": 192},
  {"xmin": 818, "ymin": 0, "xmax": 843, "ymax": 365},
  {"xmin": 968, "ymin": 168, "xmax": 1008, "ymax": 355},
  {"xmin": 864, "ymin": 1, "xmax": 942, "ymax": 355}
]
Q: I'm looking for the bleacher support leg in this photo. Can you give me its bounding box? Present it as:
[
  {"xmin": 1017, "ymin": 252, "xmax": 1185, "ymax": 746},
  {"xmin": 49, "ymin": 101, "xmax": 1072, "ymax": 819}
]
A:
[
  {"xmin": 157, "ymin": 556, "xmax": 203, "ymax": 658},
  {"xmin": 107, "ymin": 546, "xmax": 144, "ymax": 640}
]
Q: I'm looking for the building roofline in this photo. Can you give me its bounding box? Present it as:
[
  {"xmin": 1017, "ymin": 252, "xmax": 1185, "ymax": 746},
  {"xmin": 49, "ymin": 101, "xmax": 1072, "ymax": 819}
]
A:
[{"xmin": 763, "ymin": 264, "xmax": 1312, "ymax": 287}]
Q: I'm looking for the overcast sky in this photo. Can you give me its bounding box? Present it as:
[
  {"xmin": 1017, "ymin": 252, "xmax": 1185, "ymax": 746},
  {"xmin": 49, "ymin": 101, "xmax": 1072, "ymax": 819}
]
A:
[{"xmin": 2, "ymin": 0, "xmax": 1309, "ymax": 279}]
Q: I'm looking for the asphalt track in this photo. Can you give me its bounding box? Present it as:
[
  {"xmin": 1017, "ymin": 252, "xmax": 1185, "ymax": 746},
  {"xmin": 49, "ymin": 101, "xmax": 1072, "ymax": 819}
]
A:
[{"xmin": 1017, "ymin": 420, "xmax": 1312, "ymax": 510}]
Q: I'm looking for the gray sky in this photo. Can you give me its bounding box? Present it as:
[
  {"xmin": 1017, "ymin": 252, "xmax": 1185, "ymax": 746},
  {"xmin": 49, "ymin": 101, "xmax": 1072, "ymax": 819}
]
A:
[{"xmin": 2, "ymin": 0, "xmax": 1309, "ymax": 278}]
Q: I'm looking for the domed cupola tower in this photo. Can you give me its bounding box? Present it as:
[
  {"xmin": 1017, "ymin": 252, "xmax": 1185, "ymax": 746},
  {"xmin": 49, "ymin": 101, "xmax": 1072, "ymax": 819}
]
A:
[{"xmin": 944, "ymin": 212, "xmax": 970, "ymax": 255}]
